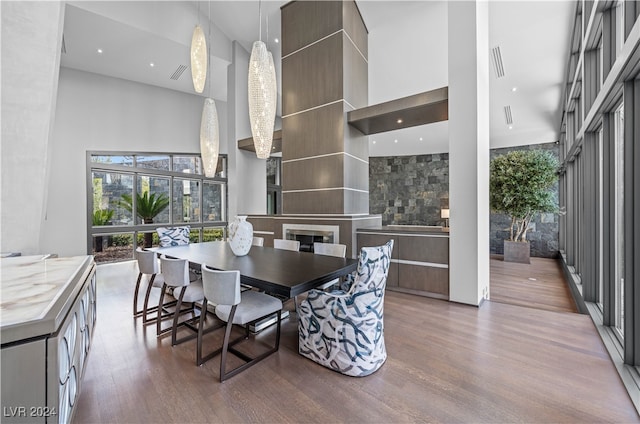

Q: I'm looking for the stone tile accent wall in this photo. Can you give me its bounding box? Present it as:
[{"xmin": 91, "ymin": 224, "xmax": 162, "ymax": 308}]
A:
[
  {"xmin": 369, "ymin": 154, "xmax": 449, "ymax": 226},
  {"xmin": 369, "ymin": 142, "xmax": 559, "ymax": 258}
]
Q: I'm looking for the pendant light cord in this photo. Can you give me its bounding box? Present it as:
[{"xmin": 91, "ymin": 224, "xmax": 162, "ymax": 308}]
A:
[
  {"xmin": 208, "ymin": 0, "xmax": 212, "ymax": 98},
  {"xmin": 258, "ymin": 0, "xmax": 262, "ymax": 42}
]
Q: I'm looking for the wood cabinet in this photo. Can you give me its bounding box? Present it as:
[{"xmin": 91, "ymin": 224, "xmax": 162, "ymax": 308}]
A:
[{"xmin": 357, "ymin": 228, "xmax": 449, "ymax": 300}]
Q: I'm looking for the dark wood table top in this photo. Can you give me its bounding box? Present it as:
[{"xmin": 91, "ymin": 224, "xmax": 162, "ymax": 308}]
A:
[{"xmin": 155, "ymin": 241, "xmax": 357, "ymax": 298}]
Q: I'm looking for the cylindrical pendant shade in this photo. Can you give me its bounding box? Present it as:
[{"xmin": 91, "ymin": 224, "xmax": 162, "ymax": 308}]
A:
[
  {"xmin": 190, "ymin": 25, "xmax": 207, "ymax": 94},
  {"xmin": 248, "ymin": 40, "xmax": 277, "ymax": 159},
  {"xmin": 200, "ymin": 98, "xmax": 220, "ymax": 177}
]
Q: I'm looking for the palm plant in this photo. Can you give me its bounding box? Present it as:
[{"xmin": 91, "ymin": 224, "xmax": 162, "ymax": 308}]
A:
[
  {"xmin": 92, "ymin": 209, "xmax": 114, "ymax": 226},
  {"xmin": 92, "ymin": 209, "xmax": 114, "ymax": 252},
  {"xmin": 118, "ymin": 192, "xmax": 170, "ymax": 247}
]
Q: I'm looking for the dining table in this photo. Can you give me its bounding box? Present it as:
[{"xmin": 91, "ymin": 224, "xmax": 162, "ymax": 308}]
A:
[{"xmin": 154, "ymin": 241, "xmax": 357, "ymax": 299}]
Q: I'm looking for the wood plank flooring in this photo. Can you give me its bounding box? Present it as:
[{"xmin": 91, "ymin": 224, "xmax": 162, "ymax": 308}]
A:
[
  {"xmin": 489, "ymin": 255, "xmax": 578, "ymax": 313},
  {"xmin": 72, "ymin": 260, "xmax": 638, "ymax": 423}
]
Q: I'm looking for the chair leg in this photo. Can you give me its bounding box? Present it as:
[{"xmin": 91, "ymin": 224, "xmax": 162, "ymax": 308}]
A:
[
  {"xmin": 220, "ymin": 309, "xmax": 282, "ymax": 382},
  {"xmin": 219, "ymin": 306, "xmax": 238, "ymax": 382},
  {"xmin": 171, "ymin": 287, "xmax": 186, "ymax": 346},
  {"xmin": 133, "ymin": 272, "xmax": 143, "ymax": 317},
  {"xmin": 142, "ymin": 274, "xmax": 158, "ymax": 324},
  {"xmin": 156, "ymin": 283, "xmax": 167, "ymax": 336},
  {"xmin": 197, "ymin": 298, "xmax": 208, "ymax": 366}
]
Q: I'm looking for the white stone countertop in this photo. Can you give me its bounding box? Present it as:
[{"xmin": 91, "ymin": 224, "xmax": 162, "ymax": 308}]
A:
[{"xmin": 0, "ymin": 255, "xmax": 94, "ymax": 344}]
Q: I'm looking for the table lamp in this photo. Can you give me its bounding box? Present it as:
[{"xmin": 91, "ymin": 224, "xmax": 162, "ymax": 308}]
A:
[{"xmin": 441, "ymin": 208, "xmax": 449, "ymax": 227}]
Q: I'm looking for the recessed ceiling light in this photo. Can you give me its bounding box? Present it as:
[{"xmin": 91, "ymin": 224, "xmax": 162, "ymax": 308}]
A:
[
  {"xmin": 419, "ymin": 137, "xmax": 423, "ymax": 141},
  {"xmin": 97, "ymin": 48, "xmax": 103, "ymax": 54},
  {"xmin": 149, "ymin": 62, "xmax": 155, "ymax": 67},
  {"xmin": 397, "ymin": 119, "xmax": 403, "ymax": 124},
  {"xmin": 512, "ymin": 87, "xmax": 517, "ymax": 92},
  {"xmin": 394, "ymin": 139, "xmax": 398, "ymax": 143},
  {"xmin": 508, "ymin": 125, "xmax": 513, "ymax": 130},
  {"xmin": 274, "ymin": 38, "xmax": 279, "ymax": 43},
  {"xmin": 372, "ymin": 140, "xmax": 376, "ymax": 144}
]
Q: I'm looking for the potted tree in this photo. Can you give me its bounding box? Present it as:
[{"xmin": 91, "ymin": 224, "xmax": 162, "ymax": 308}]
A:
[
  {"xmin": 118, "ymin": 192, "xmax": 170, "ymax": 248},
  {"xmin": 489, "ymin": 149, "xmax": 558, "ymax": 263}
]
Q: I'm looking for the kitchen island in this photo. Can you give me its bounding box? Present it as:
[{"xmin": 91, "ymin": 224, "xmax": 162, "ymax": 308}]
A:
[
  {"xmin": 1, "ymin": 255, "xmax": 96, "ymax": 423},
  {"xmin": 357, "ymin": 226, "xmax": 449, "ymax": 300}
]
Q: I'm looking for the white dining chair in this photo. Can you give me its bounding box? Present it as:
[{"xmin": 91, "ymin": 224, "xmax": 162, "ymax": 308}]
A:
[
  {"xmin": 313, "ymin": 242, "xmax": 346, "ymax": 258},
  {"xmin": 313, "ymin": 242, "xmax": 347, "ymax": 290},
  {"xmin": 134, "ymin": 248, "xmax": 171, "ymax": 325},
  {"xmin": 157, "ymin": 255, "xmax": 204, "ymax": 346},
  {"xmin": 273, "ymin": 239, "xmax": 300, "ymax": 251},
  {"xmin": 197, "ymin": 266, "xmax": 282, "ymax": 381}
]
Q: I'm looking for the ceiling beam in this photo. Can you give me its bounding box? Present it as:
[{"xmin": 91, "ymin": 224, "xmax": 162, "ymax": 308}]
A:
[{"xmin": 347, "ymin": 87, "xmax": 448, "ymax": 135}]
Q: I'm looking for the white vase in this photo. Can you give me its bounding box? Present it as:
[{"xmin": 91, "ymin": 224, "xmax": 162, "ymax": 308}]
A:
[{"xmin": 228, "ymin": 215, "xmax": 253, "ymax": 256}]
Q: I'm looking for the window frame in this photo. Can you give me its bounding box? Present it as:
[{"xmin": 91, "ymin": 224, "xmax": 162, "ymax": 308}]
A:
[{"xmin": 87, "ymin": 151, "xmax": 228, "ymax": 262}]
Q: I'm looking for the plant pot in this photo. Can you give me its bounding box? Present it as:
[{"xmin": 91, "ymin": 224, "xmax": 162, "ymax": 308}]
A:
[
  {"xmin": 503, "ymin": 240, "xmax": 530, "ymax": 264},
  {"xmin": 94, "ymin": 236, "xmax": 103, "ymax": 253},
  {"xmin": 143, "ymin": 218, "xmax": 154, "ymax": 248}
]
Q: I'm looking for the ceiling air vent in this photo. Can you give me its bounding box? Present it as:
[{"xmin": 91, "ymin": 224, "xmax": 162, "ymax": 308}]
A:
[
  {"xmin": 170, "ymin": 64, "xmax": 188, "ymax": 81},
  {"xmin": 504, "ymin": 106, "xmax": 513, "ymax": 125},
  {"xmin": 491, "ymin": 46, "xmax": 505, "ymax": 78}
]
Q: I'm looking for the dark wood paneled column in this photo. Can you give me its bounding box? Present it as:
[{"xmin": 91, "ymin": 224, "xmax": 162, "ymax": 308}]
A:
[{"xmin": 281, "ymin": 0, "xmax": 369, "ymax": 215}]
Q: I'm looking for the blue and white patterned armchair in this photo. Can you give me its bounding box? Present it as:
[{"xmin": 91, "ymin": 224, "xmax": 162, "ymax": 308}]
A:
[{"xmin": 298, "ymin": 240, "xmax": 394, "ymax": 377}]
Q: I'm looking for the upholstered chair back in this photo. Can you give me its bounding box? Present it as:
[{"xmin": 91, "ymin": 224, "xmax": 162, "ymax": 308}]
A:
[
  {"xmin": 201, "ymin": 265, "xmax": 241, "ymax": 306},
  {"xmin": 159, "ymin": 255, "xmax": 191, "ymax": 287},
  {"xmin": 348, "ymin": 240, "xmax": 394, "ymax": 294},
  {"xmin": 136, "ymin": 248, "xmax": 159, "ymax": 275}
]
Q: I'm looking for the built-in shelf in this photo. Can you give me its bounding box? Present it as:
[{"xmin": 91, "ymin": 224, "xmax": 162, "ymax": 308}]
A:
[
  {"xmin": 347, "ymin": 87, "xmax": 448, "ymax": 135},
  {"xmin": 237, "ymin": 130, "xmax": 282, "ymax": 154}
]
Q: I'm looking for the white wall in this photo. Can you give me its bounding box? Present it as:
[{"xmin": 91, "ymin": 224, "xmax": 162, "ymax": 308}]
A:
[
  {"xmin": 226, "ymin": 41, "xmax": 267, "ymax": 219},
  {"xmin": 366, "ymin": 1, "xmax": 449, "ymax": 157},
  {"xmin": 41, "ymin": 67, "xmax": 228, "ymax": 257},
  {"xmin": 1, "ymin": 1, "xmax": 64, "ymax": 255},
  {"xmin": 367, "ymin": 1, "xmax": 448, "ymax": 104}
]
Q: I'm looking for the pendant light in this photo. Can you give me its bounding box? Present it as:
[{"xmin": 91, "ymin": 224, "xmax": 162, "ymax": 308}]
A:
[
  {"xmin": 190, "ymin": 4, "xmax": 207, "ymax": 93},
  {"xmin": 248, "ymin": 0, "xmax": 277, "ymax": 159},
  {"xmin": 200, "ymin": 1, "xmax": 219, "ymax": 177}
]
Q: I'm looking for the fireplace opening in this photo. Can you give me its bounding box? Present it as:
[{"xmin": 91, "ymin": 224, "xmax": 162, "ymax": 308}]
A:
[
  {"xmin": 282, "ymin": 224, "xmax": 339, "ymax": 253},
  {"xmin": 285, "ymin": 230, "xmax": 334, "ymax": 252}
]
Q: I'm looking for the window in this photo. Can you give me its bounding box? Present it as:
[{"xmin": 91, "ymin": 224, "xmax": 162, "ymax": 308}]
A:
[
  {"xmin": 266, "ymin": 157, "xmax": 282, "ymax": 215},
  {"xmin": 88, "ymin": 152, "xmax": 227, "ymax": 263},
  {"xmin": 613, "ymin": 104, "xmax": 624, "ymax": 339},
  {"xmin": 614, "ymin": 0, "xmax": 625, "ymax": 58},
  {"xmin": 597, "ymin": 127, "xmax": 604, "ymax": 311}
]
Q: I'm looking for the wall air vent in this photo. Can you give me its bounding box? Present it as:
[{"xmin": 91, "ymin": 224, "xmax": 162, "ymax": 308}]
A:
[
  {"xmin": 170, "ymin": 64, "xmax": 188, "ymax": 81},
  {"xmin": 504, "ymin": 106, "xmax": 513, "ymax": 125},
  {"xmin": 491, "ymin": 46, "xmax": 505, "ymax": 78}
]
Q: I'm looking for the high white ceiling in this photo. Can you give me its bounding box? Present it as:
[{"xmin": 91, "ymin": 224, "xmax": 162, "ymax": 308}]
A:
[{"xmin": 61, "ymin": 1, "xmax": 576, "ymax": 156}]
